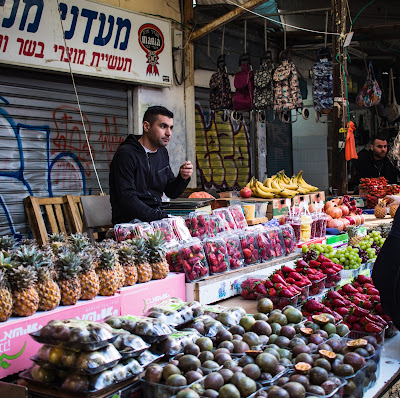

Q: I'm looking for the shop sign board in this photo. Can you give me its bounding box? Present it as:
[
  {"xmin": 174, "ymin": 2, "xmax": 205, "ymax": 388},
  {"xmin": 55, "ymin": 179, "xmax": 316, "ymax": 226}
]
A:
[
  {"xmin": 0, "ymin": 295, "xmax": 121, "ymax": 378},
  {"xmin": 120, "ymin": 273, "xmax": 186, "ymax": 316},
  {"xmin": 0, "ymin": 0, "xmax": 172, "ymax": 85}
]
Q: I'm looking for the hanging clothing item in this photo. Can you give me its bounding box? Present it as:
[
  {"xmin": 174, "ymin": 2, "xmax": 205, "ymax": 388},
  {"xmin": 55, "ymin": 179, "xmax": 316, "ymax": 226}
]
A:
[
  {"xmin": 209, "ymin": 66, "xmax": 233, "ymax": 111},
  {"xmin": 345, "ymin": 121, "xmax": 358, "ymax": 161},
  {"xmin": 233, "ymin": 62, "xmax": 254, "ymax": 111},
  {"xmin": 253, "ymin": 59, "xmax": 275, "ymax": 110},
  {"xmin": 273, "ymin": 59, "xmax": 303, "ymax": 119}
]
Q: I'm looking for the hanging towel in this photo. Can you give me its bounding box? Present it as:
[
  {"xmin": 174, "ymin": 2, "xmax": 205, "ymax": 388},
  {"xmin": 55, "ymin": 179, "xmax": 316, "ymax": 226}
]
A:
[{"xmin": 345, "ymin": 121, "xmax": 358, "ymax": 161}]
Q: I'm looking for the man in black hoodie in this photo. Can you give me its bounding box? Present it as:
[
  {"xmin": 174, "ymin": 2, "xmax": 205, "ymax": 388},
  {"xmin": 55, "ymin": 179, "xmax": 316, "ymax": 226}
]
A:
[
  {"xmin": 354, "ymin": 135, "xmax": 399, "ymax": 187},
  {"xmin": 109, "ymin": 106, "xmax": 193, "ymax": 224}
]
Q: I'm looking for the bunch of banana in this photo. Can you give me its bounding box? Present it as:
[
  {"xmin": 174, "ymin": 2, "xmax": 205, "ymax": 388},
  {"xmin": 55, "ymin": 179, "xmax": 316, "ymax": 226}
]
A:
[
  {"xmin": 246, "ymin": 177, "xmax": 276, "ymax": 199},
  {"xmin": 293, "ymin": 170, "xmax": 319, "ymax": 192}
]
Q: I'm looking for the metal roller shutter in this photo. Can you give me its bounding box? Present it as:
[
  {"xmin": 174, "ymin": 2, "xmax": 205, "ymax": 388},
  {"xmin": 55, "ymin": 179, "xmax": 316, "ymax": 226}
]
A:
[
  {"xmin": 0, "ymin": 67, "xmax": 129, "ymax": 238},
  {"xmin": 195, "ymin": 87, "xmax": 251, "ymax": 190}
]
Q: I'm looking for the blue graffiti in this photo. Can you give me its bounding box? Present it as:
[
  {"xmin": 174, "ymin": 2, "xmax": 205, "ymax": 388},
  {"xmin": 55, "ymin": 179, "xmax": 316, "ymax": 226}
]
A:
[
  {"xmin": 218, "ymin": 282, "xmax": 226, "ymax": 299},
  {"xmin": 0, "ymin": 99, "xmax": 86, "ymax": 238}
]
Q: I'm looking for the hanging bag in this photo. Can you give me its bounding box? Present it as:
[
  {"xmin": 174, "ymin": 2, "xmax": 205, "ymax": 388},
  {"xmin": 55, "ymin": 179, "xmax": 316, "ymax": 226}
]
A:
[
  {"xmin": 209, "ymin": 54, "xmax": 233, "ymax": 111},
  {"xmin": 356, "ymin": 62, "xmax": 382, "ymax": 108},
  {"xmin": 233, "ymin": 61, "xmax": 254, "ymax": 112},
  {"xmin": 387, "ymin": 68, "xmax": 400, "ymax": 122},
  {"xmin": 253, "ymin": 53, "xmax": 274, "ymax": 110}
]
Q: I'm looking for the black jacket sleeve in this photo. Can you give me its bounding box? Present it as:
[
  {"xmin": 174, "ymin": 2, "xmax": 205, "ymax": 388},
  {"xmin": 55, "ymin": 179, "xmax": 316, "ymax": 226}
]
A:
[{"xmin": 111, "ymin": 151, "xmax": 168, "ymax": 222}]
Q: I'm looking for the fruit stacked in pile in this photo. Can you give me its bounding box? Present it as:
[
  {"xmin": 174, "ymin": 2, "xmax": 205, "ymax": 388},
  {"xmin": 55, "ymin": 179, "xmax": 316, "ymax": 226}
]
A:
[
  {"xmin": 330, "ymin": 275, "xmax": 391, "ymax": 338},
  {"xmin": 0, "ymin": 231, "xmax": 172, "ymax": 321},
  {"xmin": 203, "ymin": 238, "xmax": 230, "ymax": 275},
  {"xmin": 360, "ymin": 176, "xmax": 400, "ymax": 208}
]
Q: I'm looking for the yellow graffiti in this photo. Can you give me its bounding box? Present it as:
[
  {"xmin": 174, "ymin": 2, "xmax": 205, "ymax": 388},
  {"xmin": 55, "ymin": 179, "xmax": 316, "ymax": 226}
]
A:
[{"xmin": 195, "ymin": 106, "xmax": 250, "ymax": 189}]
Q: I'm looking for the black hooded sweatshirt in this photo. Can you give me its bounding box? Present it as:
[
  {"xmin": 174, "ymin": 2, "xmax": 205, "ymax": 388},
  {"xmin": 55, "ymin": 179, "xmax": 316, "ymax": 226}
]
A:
[{"xmin": 109, "ymin": 135, "xmax": 190, "ymax": 224}]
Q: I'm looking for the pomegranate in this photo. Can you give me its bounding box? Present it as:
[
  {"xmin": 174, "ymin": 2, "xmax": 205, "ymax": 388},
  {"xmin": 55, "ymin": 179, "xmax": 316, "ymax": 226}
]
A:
[
  {"xmin": 309, "ymin": 203, "xmax": 316, "ymax": 213},
  {"xmin": 338, "ymin": 205, "xmax": 349, "ymax": 216},
  {"xmin": 327, "ymin": 218, "xmax": 344, "ymax": 231},
  {"xmin": 324, "ymin": 201, "xmax": 337, "ymax": 211},
  {"xmin": 326, "ymin": 206, "xmax": 343, "ymax": 219},
  {"xmin": 240, "ymin": 187, "xmax": 252, "ymax": 198}
]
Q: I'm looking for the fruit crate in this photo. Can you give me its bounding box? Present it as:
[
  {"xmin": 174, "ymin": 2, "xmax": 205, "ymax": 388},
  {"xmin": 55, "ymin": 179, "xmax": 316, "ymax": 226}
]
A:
[
  {"xmin": 347, "ymin": 327, "xmax": 386, "ymax": 346},
  {"xmin": 325, "ymin": 270, "xmax": 341, "ymax": 289},
  {"xmin": 255, "ymin": 292, "xmax": 300, "ymax": 310},
  {"xmin": 309, "ymin": 276, "xmax": 326, "ymax": 296}
]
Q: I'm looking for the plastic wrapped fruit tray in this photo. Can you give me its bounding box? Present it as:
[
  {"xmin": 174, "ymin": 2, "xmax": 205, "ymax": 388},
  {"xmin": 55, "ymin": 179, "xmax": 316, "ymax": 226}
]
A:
[
  {"xmin": 339, "ymin": 267, "xmax": 361, "ymax": 280},
  {"xmin": 255, "ymin": 292, "xmax": 300, "ymax": 310},
  {"xmin": 309, "ymin": 276, "xmax": 326, "ymax": 296},
  {"xmin": 296, "ymin": 284, "xmax": 311, "ymax": 305}
]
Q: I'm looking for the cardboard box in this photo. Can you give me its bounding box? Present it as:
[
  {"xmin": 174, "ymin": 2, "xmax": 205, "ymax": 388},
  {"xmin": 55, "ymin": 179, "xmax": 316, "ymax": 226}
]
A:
[
  {"xmin": 267, "ymin": 198, "xmax": 290, "ymax": 217},
  {"xmin": 310, "ymin": 191, "xmax": 326, "ymax": 205},
  {"xmin": 292, "ymin": 195, "xmax": 309, "ymax": 207},
  {"xmin": 120, "ymin": 273, "xmax": 186, "ymax": 316},
  {"xmin": 0, "ymin": 295, "xmax": 121, "ymax": 378}
]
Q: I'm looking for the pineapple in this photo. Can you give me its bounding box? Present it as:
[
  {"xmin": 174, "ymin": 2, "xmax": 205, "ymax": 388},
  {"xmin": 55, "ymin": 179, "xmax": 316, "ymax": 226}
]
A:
[
  {"xmin": 133, "ymin": 238, "xmax": 152, "ymax": 283},
  {"xmin": 374, "ymin": 199, "xmax": 387, "ymax": 219},
  {"xmin": 48, "ymin": 233, "xmax": 67, "ymax": 255},
  {"xmin": 69, "ymin": 233, "xmax": 91, "ymax": 253},
  {"xmin": 36, "ymin": 266, "xmax": 61, "ymax": 311},
  {"xmin": 97, "ymin": 249, "xmax": 119, "ymax": 296},
  {"xmin": 56, "ymin": 253, "xmax": 82, "ymax": 306},
  {"xmin": 0, "ymin": 268, "xmax": 12, "ymax": 321},
  {"xmin": 9, "ymin": 265, "xmax": 39, "ymax": 316},
  {"xmin": 118, "ymin": 246, "xmax": 138, "ymax": 286},
  {"xmin": 347, "ymin": 226, "xmax": 362, "ymax": 247},
  {"xmin": 146, "ymin": 231, "xmax": 169, "ymax": 280},
  {"xmin": 78, "ymin": 251, "xmax": 100, "ymax": 300},
  {"xmin": 389, "ymin": 205, "xmax": 399, "ymax": 218},
  {"xmin": 0, "ymin": 235, "xmax": 16, "ymax": 253}
]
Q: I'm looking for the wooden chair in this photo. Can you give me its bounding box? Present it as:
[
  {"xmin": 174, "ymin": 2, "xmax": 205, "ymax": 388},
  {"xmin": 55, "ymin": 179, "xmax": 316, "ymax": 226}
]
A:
[
  {"xmin": 80, "ymin": 195, "xmax": 113, "ymax": 243},
  {"xmin": 24, "ymin": 195, "xmax": 84, "ymax": 246}
]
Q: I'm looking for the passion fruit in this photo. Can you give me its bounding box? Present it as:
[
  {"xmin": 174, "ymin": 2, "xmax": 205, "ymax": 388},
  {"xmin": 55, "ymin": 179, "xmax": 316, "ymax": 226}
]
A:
[
  {"xmin": 299, "ymin": 327, "xmax": 313, "ymax": 337},
  {"xmin": 289, "ymin": 374, "xmax": 310, "ymax": 389},
  {"xmin": 253, "ymin": 313, "xmax": 269, "ymax": 321},
  {"xmin": 282, "ymin": 381, "xmax": 306, "ymax": 398},
  {"xmin": 313, "ymin": 358, "xmax": 331, "ymax": 372},
  {"xmin": 216, "ymin": 329, "xmax": 233, "ymax": 344},
  {"xmin": 240, "ymin": 316, "xmax": 256, "ymax": 332},
  {"xmin": 237, "ymin": 376, "xmax": 257, "ymax": 397},
  {"xmin": 243, "ymin": 332, "xmax": 261, "ymax": 347},
  {"xmin": 309, "ymin": 367, "xmax": 329, "ymax": 386},
  {"xmin": 294, "ymin": 353, "xmax": 314, "ymax": 366},
  {"xmin": 252, "ymin": 320, "xmax": 272, "ymax": 336},
  {"xmin": 343, "ymin": 352, "xmax": 366, "ymax": 372},
  {"xmin": 183, "ymin": 343, "xmax": 201, "ymax": 357},
  {"xmin": 196, "ymin": 337, "xmax": 214, "ymax": 352},
  {"xmin": 294, "ymin": 362, "xmax": 312, "ymax": 375},
  {"xmin": 218, "ymin": 384, "xmax": 241, "ymax": 398},
  {"xmin": 318, "ymin": 350, "xmax": 337, "ymax": 362},
  {"xmin": 312, "ymin": 315, "xmax": 330, "ymax": 326},
  {"xmin": 198, "ymin": 351, "xmax": 214, "ymax": 363},
  {"xmin": 242, "ymin": 363, "xmax": 261, "ymax": 380},
  {"xmin": 218, "ymin": 368, "xmax": 234, "ymax": 383},
  {"xmin": 346, "ymin": 338, "xmax": 368, "ymax": 349},
  {"xmin": 204, "ymin": 372, "xmax": 225, "ymax": 391},
  {"xmin": 283, "ymin": 306, "xmax": 303, "ymax": 324},
  {"xmin": 257, "ymin": 298, "xmax": 274, "ymax": 314},
  {"xmin": 218, "ymin": 340, "xmax": 235, "ymax": 352},
  {"xmin": 178, "ymin": 355, "xmax": 201, "ymax": 373},
  {"xmin": 292, "ymin": 344, "xmax": 310, "ymax": 358},
  {"xmin": 267, "ymin": 386, "xmax": 290, "ymax": 398},
  {"xmin": 255, "ymin": 352, "xmax": 279, "ymax": 374},
  {"xmin": 176, "ymin": 388, "xmax": 200, "ymax": 398}
]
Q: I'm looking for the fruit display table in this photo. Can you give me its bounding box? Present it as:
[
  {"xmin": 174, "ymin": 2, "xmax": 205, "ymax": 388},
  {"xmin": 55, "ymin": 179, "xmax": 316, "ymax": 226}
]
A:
[
  {"xmin": 362, "ymin": 213, "xmax": 394, "ymax": 229},
  {"xmin": 0, "ymin": 273, "xmax": 186, "ymax": 378},
  {"xmin": 185, "ymin": 252, "xmax": 301, "ymax": 305}
]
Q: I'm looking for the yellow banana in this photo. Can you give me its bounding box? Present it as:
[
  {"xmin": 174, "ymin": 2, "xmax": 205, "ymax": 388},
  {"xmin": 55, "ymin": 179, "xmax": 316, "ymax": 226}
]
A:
[
  {"xmin": 256, "ymin": 180, "xmax": 281, "ymax": 194},
  {"xmin": 271, "ymin": 177, "xmax": 283, "ymax": 190},
  {"xmin": 278, "ymin": 177, "xmax": 299, "ymax": 191},
  {"xmin": 297, "ymin": 186, "xmax": 310, "ymax": 194},
  {"xmin": 263, "ymin": 178, "xmax": 274, "ymax": 188},
  {"xmin": 253, "ymin": 180, "xmax": 274, "ymax": 198},
  {"xmin": 296, "ymin": 171, "xmax": 319, "ymax": 192},
  {"xmin": 246, "ymin": 179, "xmax": 252, "ymax": 189},
  {"xmin": 279, "ymin": 189, "xmax": 297, "ymax": 198}
]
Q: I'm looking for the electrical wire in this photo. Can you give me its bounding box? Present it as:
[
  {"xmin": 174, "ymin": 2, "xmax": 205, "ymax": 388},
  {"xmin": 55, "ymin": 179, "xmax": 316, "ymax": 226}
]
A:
[
  {"xmin": 56, "ymin": 0, "xmax": 104, "ymax": 195},
  {"xmin": 348, "ymin": 0, "xmax": 376, "ymax": 32},
  {"xmin": 225, "ymin": 0, "xmax": 341, "ymax": 36}
]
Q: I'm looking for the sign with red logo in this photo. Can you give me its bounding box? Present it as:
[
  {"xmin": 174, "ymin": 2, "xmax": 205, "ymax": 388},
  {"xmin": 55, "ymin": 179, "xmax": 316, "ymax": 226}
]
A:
[{"xmin": 138, "ymin": 23, "xmax": 164, "ymax": 76}]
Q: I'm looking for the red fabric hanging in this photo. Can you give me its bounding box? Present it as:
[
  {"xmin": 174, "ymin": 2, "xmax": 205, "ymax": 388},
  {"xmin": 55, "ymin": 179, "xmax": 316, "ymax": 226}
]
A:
[{"xmin": 345, "ymin": 121, "xmax": 358, "ymax": 161}]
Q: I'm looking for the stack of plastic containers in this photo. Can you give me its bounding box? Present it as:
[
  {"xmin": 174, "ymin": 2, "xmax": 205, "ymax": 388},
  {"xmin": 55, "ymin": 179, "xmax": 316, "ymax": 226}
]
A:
[
  {"xmin": 150, "ymin": 219, "xmax": 177, "ymax": 243},
  {"xmin": 229, "ymin": 204, "xmax": 248, "ymax": 229},
  {"xmin": 185, "ymin": 211, "xmax": 210, "ymax": 240},
  {"xmin": 279, "ymin": 224, "xmax": 297, "ymax": 255},
  {"xmin": 236, "ymin": 229, "xmax": 259, "ymax": 265},
  {"xmin": 212, "ymin": 207, "xmax": 237, "ymax": 231},
  {"xmin": 265, "ymin": 226, "xmax": 285, "ymax": 258},
  {"xmin": 218, "ymin": 231, "xmax": 244, "ymax": 270},
  {"xmin": 203, "ymin": 236, "xmax": 230, "ymax": 274},
  {"xmin": 179, "ymin": 238, "xmax": 209, "ymax": 282}
]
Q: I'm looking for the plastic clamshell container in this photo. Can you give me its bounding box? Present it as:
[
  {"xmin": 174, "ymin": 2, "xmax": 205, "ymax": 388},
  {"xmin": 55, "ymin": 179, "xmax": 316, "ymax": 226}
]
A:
[
  {"xmin": 32, "ymin": 344, "xmax": 122, "ymax": 375},
  {"xmin": 130, "ymin": 222, "xmax": 155, "ymax": 239},
  {"xmin": 179, "ymin": 238, "xmax": 210, "ymax": 282},
  {"xmin": 186, "ymin": 211, "xmax": 210, "ymax": 240},
  {"xmin": 208, "ymin": 214, "xmax": 225, "ymax": 237},
  {"xmin": 229, "ymin": 204, "xmax": 248, "ymax": 229},
  {"xmin": 139, "ymin": 374, "xmax": 205, "ymax": 398},
  {"xmin": 296, "ymin": 283, "xmax": 311, "ymax": 304},
  {"xmin": 325, "ymin": 270, "xmax": 341, "ymax": 288},
  {"xmin": 154, "ymin": 329, "xmax": 202, "ymax": 357},
  {"xmin": 147, "ymin": 298, "xmax": 203, "ymax": 327},
  {"xmin": 165, "ymin": 242, "xmax": 184, "ymax": 273},
  {"xmin": 309, "ymin": 276, "xmax": 327, "ymax": 296},
  {"xmin": 256, "ymin": 292, "xmax": 300, "ymax": 310},
  {"xmin": 114, "ymin": 223, "xmax": 136, "ymax": 242},
  {"xmin": 203, "ymin": 236, "xmax": 230, "ymax": 275},
  {"xmin": 236, "ymin": 229, "xmax": 260, "ymax": 266},
  {"xmin": 150, "ymin": 219, "xmax": 178, "ymax": 244},
  {"xmin": 265, "ymin": 227, "xmax": 285, "ymax": 258},
  {"xmin": 112, "ymin": 330, "xmax": 150, "ymax": 357},
  {"xmin": 279, "ymin": 224, "xmax": 297, "ymax": 255},
  {"xmin": 252, "ymin": 226, "xmax": 275, "ymax": 262},
  {"xmin": 212, "ymin": 207, "xmax": 237, "ymax": 231},
  {"xmin": 340, "ymin": 267, "xmax": 361, "ymax": 280},
  {"xmin": 342, "ymin": 362, "xmax": 367, "ymax": 398},
  {"xmin": 363, "ymin": 344, "xmax": 383, "ymax": 391},
  {"xmin": 137, "ymin": 350, "xmax": 164, "ymax": 368},
  {"xmin": 217, "ymin": 231, "xmax": 244, "ymax": 270},
  {"xmin": 168, "ymin": 216, "xmax": 192, "ymax": 242},
  {"xmin": 185, "ymin": 314, "xmax": 226, "ymax": 337}
]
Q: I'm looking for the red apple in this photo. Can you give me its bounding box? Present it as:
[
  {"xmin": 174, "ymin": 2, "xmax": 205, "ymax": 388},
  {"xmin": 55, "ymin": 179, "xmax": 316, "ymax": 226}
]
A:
[{"xmin": 240, "ymin": 187, "xmax": 252, "ymax": 198}]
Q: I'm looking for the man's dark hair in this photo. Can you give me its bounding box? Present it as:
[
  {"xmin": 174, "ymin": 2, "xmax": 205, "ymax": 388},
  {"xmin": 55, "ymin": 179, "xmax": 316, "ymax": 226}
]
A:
[
  {"xmin": 371, "ymin": 135, "xmax": 388, "ymax": 145},
  {"xmin": 143, "ymin": 106, "xmax": 173, "ymax": 125}
]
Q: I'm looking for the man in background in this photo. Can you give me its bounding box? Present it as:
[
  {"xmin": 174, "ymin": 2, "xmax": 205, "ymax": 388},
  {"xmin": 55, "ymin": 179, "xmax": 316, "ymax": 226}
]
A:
[
  {"xmin": 354, "ymin": 135, "xmax": 399, "ymax": 187},
  {"xmin": 109, "ymin": 106, "xmax": 193, "ymax": 224}
]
